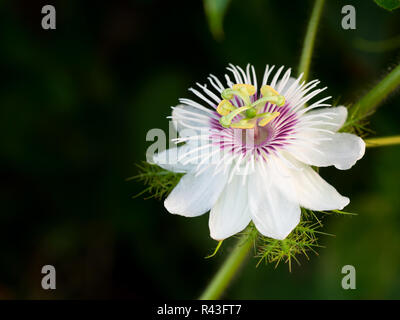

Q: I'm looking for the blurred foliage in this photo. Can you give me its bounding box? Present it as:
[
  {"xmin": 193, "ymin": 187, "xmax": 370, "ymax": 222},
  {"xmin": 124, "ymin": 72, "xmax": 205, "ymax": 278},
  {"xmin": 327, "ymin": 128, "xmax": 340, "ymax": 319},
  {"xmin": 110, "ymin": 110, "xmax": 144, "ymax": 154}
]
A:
[
  {"xmin": 0, "ymin": 0, "xmax": 399, "ymax": 299},
  {"xmin": 203, "ymin": 0, "xmax": 231, "ymax": 40},
  {"xmin": 375, "ymin": 0, "xmax": 400, "ymax": 11},
  {"xmin": 354, "ymin": 35, "xmax": 400, "ymax": 53}
]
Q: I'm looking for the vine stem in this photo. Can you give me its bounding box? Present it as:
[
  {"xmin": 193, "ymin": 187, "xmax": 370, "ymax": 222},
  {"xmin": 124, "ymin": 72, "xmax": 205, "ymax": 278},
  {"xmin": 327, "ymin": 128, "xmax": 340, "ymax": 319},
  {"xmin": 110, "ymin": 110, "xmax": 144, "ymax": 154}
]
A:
[
  {"xmin": 199, "ymin": 228, "xmax": 256, "ymax": 300},
  {"xmin": 298, "ymin": 0, "xmax": 326, "ymax": 82},
  {"xmin": 350, "ymin": 63, "xmax": 400, "ymax": 119},
  {"xmin": 365, "ymin": 135, "xmax": 400, "ymax": 148}
]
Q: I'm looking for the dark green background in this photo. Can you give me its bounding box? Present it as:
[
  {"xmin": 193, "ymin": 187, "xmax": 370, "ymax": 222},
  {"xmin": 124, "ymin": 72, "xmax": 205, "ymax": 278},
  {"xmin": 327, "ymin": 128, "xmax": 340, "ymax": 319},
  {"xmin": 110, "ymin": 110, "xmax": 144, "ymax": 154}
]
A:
[{"xmin": 0, "ymin": 0, "xmax": 399, "ymax": 299}]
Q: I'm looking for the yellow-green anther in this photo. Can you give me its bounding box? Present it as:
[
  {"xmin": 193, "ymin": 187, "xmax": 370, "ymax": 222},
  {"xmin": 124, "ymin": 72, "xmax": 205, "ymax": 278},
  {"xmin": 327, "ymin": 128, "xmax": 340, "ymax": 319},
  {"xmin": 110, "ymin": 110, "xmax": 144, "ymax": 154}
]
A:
[
  {"xmin": 217, "ymin": 99, "xmax": 236, "ymax": 116},
  {"xmin": 221, "ymin": 88, "xmax": 251, "ymax": 106},
  {"xmin": 259, "ymin": 111, "xmax": 280, "ymax": 126},
  {"xmin": 274, "ymin": 95, "xmax": 285, "ymax": 106},
  {"xmin": 260, "ymin": 85, "xmax": 280, "ymax": 97},
  {"xmin": 232, "ymin": 84, "xmax": 256, "ymax": 96},
  {"xmin": 219, "ymin": 106, "xmax": 251, "ymax": 128},
  {"xmin": 221, "ymin": 88, "xmax": 234, "ymax": 100},
  {"xmin": 230, "ymin": 119, "xmax": 256, "ymax": 129},
  {"xmin": 251, "ymin": 94, "xmax": 286, "ymax": 108},
  {"xmin": 219, "ymin": 84, "xmax": 285, "ymax": 130}
]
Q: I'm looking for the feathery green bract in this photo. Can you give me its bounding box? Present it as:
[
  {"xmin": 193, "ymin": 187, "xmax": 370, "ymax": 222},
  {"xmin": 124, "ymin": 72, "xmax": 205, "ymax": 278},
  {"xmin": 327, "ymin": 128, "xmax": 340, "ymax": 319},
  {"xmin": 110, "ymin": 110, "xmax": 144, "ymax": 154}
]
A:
[
  {"xmin": 255, "ymin": 208, "xmax": 357, "ymax": 270},
  {"xmin": 128, "ymin": 162, "xmax": 183, "ymax": 200},
  {"xmin": 256, "ymin": 218, "xmax": 325, "ymax": 271},
  {"xmin": 340, "ymin": 104, "xmax": 373, "ymax": 137}
]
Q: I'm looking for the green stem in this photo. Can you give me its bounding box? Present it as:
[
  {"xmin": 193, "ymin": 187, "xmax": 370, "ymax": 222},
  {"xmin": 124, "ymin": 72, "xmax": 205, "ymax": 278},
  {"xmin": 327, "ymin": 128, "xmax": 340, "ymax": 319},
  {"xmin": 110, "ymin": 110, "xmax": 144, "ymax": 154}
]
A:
[
  {"xmin": 199, "ymin": 228, "xmax": 256, "ymax": 300},
  {"xmin": 350, "ymin": 63, "xmax": 400, "ymax": 119},
  {"xmin": 297, "ymin": 0, "xmax": 325, "ymax": 82},
  {"xmin": 365, "ymin": 135, "xmax": 400, "ymax": 148}
]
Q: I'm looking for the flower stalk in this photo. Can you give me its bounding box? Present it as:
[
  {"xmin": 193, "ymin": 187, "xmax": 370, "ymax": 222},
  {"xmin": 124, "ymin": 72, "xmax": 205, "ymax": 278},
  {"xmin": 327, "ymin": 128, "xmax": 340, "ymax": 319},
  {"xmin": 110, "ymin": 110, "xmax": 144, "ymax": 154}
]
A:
[
  {"xmin": 365, "ymin": 135, "xmax": 400, "ymax": 148},
  {"xmin": 199, "ymin": 228, "xmax": 256, "ymax": 300},
  {"xmin": 298, "ymin": 0, "xmax": 326, "ymax": 82},
  {"xmin": 349, "ymin": 63, "xmax": 400, "ymax": 119}
]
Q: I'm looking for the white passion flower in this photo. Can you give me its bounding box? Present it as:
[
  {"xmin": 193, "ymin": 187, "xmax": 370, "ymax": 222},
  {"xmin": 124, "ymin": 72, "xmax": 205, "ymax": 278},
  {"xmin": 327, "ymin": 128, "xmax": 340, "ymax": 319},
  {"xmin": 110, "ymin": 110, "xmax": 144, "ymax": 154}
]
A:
[{"xmin": 153, "ymin": 64, "xmax": 365, "ymax": 241}]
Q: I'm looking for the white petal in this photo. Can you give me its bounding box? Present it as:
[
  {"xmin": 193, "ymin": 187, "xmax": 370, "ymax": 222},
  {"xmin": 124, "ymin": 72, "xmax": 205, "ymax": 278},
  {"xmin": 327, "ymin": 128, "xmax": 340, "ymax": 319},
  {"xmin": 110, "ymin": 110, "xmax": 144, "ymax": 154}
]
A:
[
  {"xmin": 164, "ymin": 167, "xmax": 227, "ymax": 217},
  {"xmin": 301, "ymin": 106, "xmax": 348, "ymax": 132},
  {"xmin": 291, "ymin": 132, "xmax": 365, "ymax": 170},
  {"xmin": 172, "ymin": 104, "xmax": 213, "ymax": 137},
  {"xmin": 209, "ymin": 174, "xmax": 251, "ymax": 240},
  {"xmin": 152, "ymin": 144, "xmax": 195, "ymax": 173},
  {"xmin": 276, "ymin": 76, "xmax": 297, "ymax": 96},
  {"xmin": 289, "ymin": 162, "xmax": 350, "ymax": 211},
  {"xmin": 248, "ymin": 161, "xmax": 301, "ymax": 240}
]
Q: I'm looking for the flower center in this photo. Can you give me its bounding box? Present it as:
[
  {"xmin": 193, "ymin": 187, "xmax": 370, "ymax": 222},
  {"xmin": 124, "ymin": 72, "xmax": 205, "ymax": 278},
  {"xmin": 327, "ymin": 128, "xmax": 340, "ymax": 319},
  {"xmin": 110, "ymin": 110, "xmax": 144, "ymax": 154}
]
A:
[
  {"xmin": 237, "ymin": 122, "xmax": 272, "ymax": 147},
  {"xmin": 217, "ymin": 84, "xmax": 286, "ymax": 130},
  {"xmin": 254, "ymin": 124, "xmax": 271, "ymax": 144}
]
